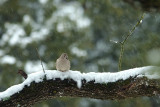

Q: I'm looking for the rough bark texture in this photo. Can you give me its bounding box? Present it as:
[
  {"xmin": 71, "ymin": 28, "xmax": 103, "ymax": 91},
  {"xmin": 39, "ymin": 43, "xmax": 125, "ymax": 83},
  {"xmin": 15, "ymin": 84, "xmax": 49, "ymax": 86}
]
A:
[
  {"xmin": 123, "ymin": 0, "xmax": 160, "ymax": 12},
  {"xmin": 0, "ymin": 76, "xmax": 160, "ymax": 107}
]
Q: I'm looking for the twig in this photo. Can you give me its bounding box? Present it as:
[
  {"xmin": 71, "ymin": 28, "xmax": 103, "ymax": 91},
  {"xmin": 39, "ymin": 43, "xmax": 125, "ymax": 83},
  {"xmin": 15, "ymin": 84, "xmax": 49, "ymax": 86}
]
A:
[
  {"xmin": 118, "ymin": 13, "xmax": 145, "ymax": 71},
  {"xmin": 18, "ymin": 70, "xmax": 28, "ymax": 79},
  {"xmin": 36, "ymin": 48, "xmax": 45, "ymax": 74}
]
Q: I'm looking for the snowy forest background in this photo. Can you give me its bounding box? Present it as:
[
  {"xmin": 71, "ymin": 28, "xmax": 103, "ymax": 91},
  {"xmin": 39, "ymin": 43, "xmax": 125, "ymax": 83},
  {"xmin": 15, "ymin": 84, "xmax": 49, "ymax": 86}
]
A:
[{"xmin": 0, "ymin": 0, "xmax": 160, "ymax": 107}]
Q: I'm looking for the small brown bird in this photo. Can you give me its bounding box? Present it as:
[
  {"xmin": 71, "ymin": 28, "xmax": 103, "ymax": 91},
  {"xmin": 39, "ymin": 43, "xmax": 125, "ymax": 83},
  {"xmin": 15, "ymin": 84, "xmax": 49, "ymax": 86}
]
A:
[{"xmin": 56, "ymin": 53, "xmax": 70, "ymax": 72}]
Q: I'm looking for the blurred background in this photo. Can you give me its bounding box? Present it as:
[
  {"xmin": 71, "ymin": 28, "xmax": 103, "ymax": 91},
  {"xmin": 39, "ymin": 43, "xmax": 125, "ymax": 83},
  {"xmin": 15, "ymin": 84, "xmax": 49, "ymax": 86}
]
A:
[{"xmin": 0, "ymin": 0, "xmax": 160, "ymax": 107}]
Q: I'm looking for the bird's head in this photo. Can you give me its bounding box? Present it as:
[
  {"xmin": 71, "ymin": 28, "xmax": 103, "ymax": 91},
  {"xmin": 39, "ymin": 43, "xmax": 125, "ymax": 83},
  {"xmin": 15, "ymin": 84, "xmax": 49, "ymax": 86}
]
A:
[{"xmin": 60, "ymin": 53, "xmax": 68, "ymax": 59}]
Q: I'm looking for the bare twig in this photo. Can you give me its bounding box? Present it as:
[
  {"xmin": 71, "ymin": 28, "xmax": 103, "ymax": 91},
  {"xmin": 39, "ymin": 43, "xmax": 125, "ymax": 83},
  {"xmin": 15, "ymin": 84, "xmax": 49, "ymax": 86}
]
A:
[
  {"xmin": 118, "ymin": 13, "xmax": 145, "ymax": 71},
  {"xmin": 18, "ymin": 70, "xmax": 28, "ymax": 79},
  {"xmin": 36, "ymin": 48, "xmax": 45, "ymax": 74}
]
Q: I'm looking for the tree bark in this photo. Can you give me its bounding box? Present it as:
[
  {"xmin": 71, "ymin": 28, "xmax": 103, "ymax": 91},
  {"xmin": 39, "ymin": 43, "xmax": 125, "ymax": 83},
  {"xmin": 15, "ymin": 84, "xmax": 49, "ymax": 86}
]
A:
[{"xmin": 0, "ymin": 76, "xmax": 160, "ymax": 106}]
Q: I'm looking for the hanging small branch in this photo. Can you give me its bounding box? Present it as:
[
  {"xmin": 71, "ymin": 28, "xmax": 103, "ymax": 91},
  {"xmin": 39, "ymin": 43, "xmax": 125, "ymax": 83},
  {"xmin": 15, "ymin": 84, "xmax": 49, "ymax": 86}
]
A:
[
  {"xmin": 36, "ymin": 48, "xmax": 45, "ymax": 74},
  {"xmin": 17, "ymin": 70, "xmax": 28, "ymax": 79},
  {"xmin": 118, "ymin": 13, "xmax": 145, "ymax": 71}
]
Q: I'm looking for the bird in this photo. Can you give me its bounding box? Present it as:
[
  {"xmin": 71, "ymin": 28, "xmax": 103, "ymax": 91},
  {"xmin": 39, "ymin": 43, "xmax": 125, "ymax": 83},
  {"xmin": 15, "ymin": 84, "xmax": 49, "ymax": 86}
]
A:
[{"xmin": 56, "ymin": 53, "xmax": 70, "ymax": 72}]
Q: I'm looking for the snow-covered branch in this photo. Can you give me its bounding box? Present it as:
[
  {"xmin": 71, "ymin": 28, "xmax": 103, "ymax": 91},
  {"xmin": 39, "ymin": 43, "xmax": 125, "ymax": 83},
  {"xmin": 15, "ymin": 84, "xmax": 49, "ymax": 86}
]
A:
[{"xmin": 0, "ymin": 66, "xmax": 160, "ymax": 106}]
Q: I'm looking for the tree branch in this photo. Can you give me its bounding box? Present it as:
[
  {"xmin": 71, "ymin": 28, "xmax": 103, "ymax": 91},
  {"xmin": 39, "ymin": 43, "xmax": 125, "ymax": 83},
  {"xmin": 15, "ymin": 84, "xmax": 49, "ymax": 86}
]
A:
[
  {"xmin": 0, "ymin": 72, "xmax": 160, "ymax": 106},
  {"xmin": 17, "ymin": 70, "xmax": 28, "ymax": 79},
  {"xmin": 35, "ymin": 48, "xmax": 45, "ymax": 74},
  {"xmin": 118, "ymin": 14, "xmax": 145, "ymax": 71}
]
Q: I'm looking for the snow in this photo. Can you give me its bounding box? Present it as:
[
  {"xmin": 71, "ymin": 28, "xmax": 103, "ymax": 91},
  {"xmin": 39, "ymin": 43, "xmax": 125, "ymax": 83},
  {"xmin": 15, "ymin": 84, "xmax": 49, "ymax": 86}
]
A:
[
  {"xmin": 54, "ymin": 2, "xmax": 90, "ymax": 28},
  {"xmin": 46, "ymin": 2, "xmax": 91, "ymax": 32},
  {"xmin": 0, "ymin": 66, "xmax": 160, "ymax": 100},
  {"xmin": 39, "ymin": 0, "xmax": 48, "ymax": 4},
  {"xmin": 23, "ymin": 15, "xmax": 31, "ymax": 24},
  {"xmin": 0, "ymin": 55, "xmax": 16, "ymax": 64},
  {"xmin": 0, "ymin": 23, "xmax": 25, "ymax": 46},
  {"xmin": 71, "ymin": 47, "xmax": 87, "ymax": 57},
  {"xmin": 110, "ymin": 40, "xmax": 119, "ymax": 44},
  {"xmin": 0, "ymin": 1, "xmax": 89, "ymax": 48},
  {"xmin": 0, "ymin": 71, "xmax": 44, "ymax": 100},
  {"xmin": 0, "ymin": 23, "xmax": 49, "ymax": 48}
]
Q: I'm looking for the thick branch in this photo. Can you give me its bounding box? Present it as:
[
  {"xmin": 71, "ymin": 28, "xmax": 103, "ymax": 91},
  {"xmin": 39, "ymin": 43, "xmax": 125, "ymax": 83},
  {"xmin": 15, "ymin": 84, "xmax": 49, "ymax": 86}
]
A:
[{"xmin": 0, "ymin": 76, "xmax": 160, "ymax": 106}]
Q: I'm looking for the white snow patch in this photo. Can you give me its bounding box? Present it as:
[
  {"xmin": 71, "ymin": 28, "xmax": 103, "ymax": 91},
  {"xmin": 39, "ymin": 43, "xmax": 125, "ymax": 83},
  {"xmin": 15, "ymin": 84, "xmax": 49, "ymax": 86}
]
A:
[
  {"xmin": 0, "ymin": 71, "xmax": 45, "ymax": 100},
  {"xmin": 0, "ymin": 23, "xmax": 25, "ymax": 46},
  {"xmin": 110, "ymin": 39, "xmax": 119, "ymax": 44},
  {"xmin": 0, "ymin": 55, "xmax": 16, "ymax": 64},
  {"xmin": 46, "ymin": 70, "xmax": 82, "ymax": 88},
  {"xmin": 0, "ymin": 66, "xmax": 160, "ymax": 100},
  {"xmin": 39, "ymin": 0, "xmax": 48, "ymax": 4},
  {"xmin": 55, "ymin": 2, "xmax": 90, "ymax": 28},
  {"xmin": 46, "ymin": 2, "xmax": 91, "ymax": 31},
  {"xmin": 23, "ymin": 15, "xmax": 32, "ymax": 24},
  {"xmin": 71, "ymin": 47, "xmax": 87, "ymax": 57},
  {"xmin": 0, "ymin": 23, "xmax": 49, "ymax": 48}
]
